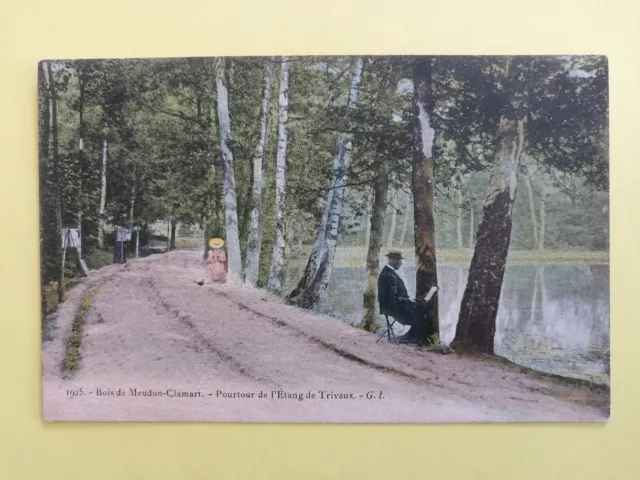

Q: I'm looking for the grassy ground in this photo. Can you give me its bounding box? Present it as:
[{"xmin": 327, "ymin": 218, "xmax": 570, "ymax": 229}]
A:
[
  {"xmin": 61, "ymin": 285, "xmax": 102, "ymax": 376},
  {"xmin": 332, "ymin": 247, "xmax": 609, "ymax": 268}
]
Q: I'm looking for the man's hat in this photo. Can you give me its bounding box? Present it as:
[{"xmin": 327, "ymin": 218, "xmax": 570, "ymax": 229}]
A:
[
  {"xmin": 385, "ymin": 250, "xmax": 404, "ymax": 259},
  {"xmin": 209, "ymin": 238, "xmax": 225, "ymax": 249}
]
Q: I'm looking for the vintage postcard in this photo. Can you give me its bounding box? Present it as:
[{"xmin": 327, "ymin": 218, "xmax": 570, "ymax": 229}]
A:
[{"xmin": 39, "ymin": 55, "xmax": 609, "ymax": 422}]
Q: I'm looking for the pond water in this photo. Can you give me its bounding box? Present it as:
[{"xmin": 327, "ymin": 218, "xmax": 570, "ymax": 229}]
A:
[{"xmin": 284, "ymin": 258, "xmax": 610, "ymax": 385}]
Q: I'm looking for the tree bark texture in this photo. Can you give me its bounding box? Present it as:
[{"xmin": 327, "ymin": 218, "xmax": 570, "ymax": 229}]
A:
[
  {"xmin": 245, "ymin": 57, "xmax": 275, "ymax": 286},
  {"xmin": 411, "ymin": 57, "xmax": 439, "ymax": 340},
  {"xmin": 454, "ymin": 115, "xmax": 527, "ymax": 353},
  {"xmin": 216, "ymin": 57, "xmax": 243, "ymax": 275},
  {"xmin": 267, "ymin": 57, "xmax": 290, "ymax": 293},
  {"xmin": 359, "ymin": 160, "xmax": 390, "ymax": 332}
]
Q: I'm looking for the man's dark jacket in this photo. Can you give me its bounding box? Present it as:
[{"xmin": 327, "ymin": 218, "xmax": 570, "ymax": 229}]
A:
[{"xmin": 377, "ymin": 265, "xmax": 411, "ymax": 317}]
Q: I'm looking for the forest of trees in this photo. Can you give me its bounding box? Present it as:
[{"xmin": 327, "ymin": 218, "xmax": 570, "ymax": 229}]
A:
[{"xmin": 39, "ymin": 55, "xmax": 608, "ymax": 353}]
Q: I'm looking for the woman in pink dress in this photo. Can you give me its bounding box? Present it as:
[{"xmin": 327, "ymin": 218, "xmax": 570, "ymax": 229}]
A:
[{"xmin": 206, "ymin": 238, "xmax": 228, "ymax": 283}]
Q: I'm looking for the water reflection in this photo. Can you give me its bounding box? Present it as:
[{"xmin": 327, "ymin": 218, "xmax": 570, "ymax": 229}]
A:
[{"xmin": 284, "ymin": 258, "xmax": 610, "ymax": 385}]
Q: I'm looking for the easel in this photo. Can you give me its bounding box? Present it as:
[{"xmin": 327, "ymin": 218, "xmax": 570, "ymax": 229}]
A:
[{"xmin": 133, "ymin": 226, "xmax": 140, "ymax": 258}]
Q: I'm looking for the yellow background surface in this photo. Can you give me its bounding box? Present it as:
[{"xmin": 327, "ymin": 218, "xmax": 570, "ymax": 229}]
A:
[{"xmin": 0, "ymin": 0, "xmax": 637, "ymax": 478}]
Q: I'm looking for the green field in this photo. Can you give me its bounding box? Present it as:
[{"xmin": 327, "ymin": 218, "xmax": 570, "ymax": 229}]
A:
[{"xmin": 330, "ymin": 247, "xmax": 609, "ymax": 269}]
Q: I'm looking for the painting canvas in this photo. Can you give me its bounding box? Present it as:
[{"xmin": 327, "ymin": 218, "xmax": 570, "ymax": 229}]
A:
[{"xmin": 39, "ymin": 55, "xmax": 609, "ymax": 423}]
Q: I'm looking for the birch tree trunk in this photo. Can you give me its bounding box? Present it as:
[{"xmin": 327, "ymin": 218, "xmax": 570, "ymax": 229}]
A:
[
  {"xmin": 411, "ymin": 57, "xmax": 439, "ymax": 341},
  {"xmin": 267, "ymin": 57, "xmax": 290, "ymax": 293},
  {"xmin": 202, "ymin": 220, "xmax": 209, "ymax": 261},
  {"xmin": 538, "ymin": 188, "xmax": 547, "ymax": 251},
  {"xmin": 74, "ymin": 243, "xmax": 89, "ymax": 276},
  {"xmin": 71, "ymin": 75, "xmax": 89, "ymax": 280},
  {"xmin": 126, "ymin": 184, "xmax": 136, "ymax": 258},
  {"xmin": 386, "ymin": 190, "xmax": 398, "ymax": 249},
  {"xmin": 364, "ymin": 214, "xmax": 371, "ymax": 248},
  {"xmin": 287, "ymin": 58, "xmax": 365, "ymax": 308},
  {"xmin": 45, "ymin": 62, "xmax": 65, "ymax": 303},
  {"xmin": 525, "ymin": 169, "xmax": 539, "ymax": 249},
  {"xmin": 77, "ymin": 73, "xmax": 85, "ymax": 257},
  {"xmin": 469, "ymin": 197, "xmax": 474, "ymax": 248},
  {"xmin": 399, "ymin": 195, "xmax": 410, "ymax": 248},
  {"xmin": 529, "ymin": 267, "xmax": 539, "ymax": 324},
  {"xmin": 135, "ymin": 227, "xmax": 140, "ymax": 258},
  {"xmin": 129, "ymin": 188, "xmax": 136, "ymax": 228},
  {"xmin": 539, "ymin": 266, "xmax": 547, "ymax": 323},
  {"xmin": 455, "ymin": 175, "xmax": 463, "ymax": 249},
  {"xmin": 98, "ymin": 138, "xmax": 108, "ymax": 249},
  {"xmin": 453, "ymin": 114, "xmax": 527, "ymax": 353},
  {"xmin": 289, "ymin": 153, "xmax": 339, "ymax": 299},
  {"xmin": 359, "ymin": 160, "xmax": 389, "ymax": 332},
  {"xmin": 245, "ymin": 57, "xmax": 275, "ymax": 286},
  {"xmin": 201, "ymin": 66, "xmax": 217, "ymax": 261},
  {"xmin": 216, "ymin": 57, "xmax": 242, "ymax": 275}
]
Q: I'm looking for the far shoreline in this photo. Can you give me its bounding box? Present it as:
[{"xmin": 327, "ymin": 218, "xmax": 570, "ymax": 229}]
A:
[{"xmin": 329, "ymin": 247, "xmax": 610, "ymax": 268}]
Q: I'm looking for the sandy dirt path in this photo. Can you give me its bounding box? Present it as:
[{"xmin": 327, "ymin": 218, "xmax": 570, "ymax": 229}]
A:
[{"xmin": 42, "ymin": 250, "xmax": 608, "ymax": 423}]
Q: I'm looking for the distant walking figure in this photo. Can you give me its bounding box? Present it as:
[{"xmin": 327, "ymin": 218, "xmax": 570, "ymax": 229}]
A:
[{"xmin": 206, "ymin": 238, "xmax": 228, "ymax": 283}]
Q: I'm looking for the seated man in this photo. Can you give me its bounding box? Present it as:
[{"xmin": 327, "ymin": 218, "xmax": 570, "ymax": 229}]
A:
[{"xmin": 377, "ymin": 250, "xmax": 437, "ymax": 345}]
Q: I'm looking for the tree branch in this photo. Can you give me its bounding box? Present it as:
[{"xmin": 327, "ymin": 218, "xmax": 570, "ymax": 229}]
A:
[
  {"xmin": 142, "ymin": 100, "xmax": 205, "ymax": 127},
  {"xmin": 292, "ymin": 179, "xmax": 373, "ymax": 196}
]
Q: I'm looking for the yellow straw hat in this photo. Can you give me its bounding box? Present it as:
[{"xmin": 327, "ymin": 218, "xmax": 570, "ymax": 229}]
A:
[{"xmin": 209, "ymin": 238, "xmax": 225, "ymax": 249}]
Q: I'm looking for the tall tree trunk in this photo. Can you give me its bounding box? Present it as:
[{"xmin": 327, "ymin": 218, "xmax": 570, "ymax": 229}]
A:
[
  {"xmin": 202, "ymin": 219, "xmax": 209, "ymax": 260},
  {"xmin": 135, "ymin": 227, "xmax": 140, "ymax": 258},
  {"xmin": 98, "ymin": 138, "xmax": 108, "ymax": 249},
  {"xmin": 287, "ymin": 58, "xmax": 365, "ymax": 308},
  {"xmin": 453, "ymin": 114, "xmax": 527, "ymax": 353},
  {"xmin": 362, "ymin": 191, "xmax": 372, "ymax": 247},
  {"xmin": 411, "ymin": 57, "xmax": 439, "ymax": 342},
  {"xmin": 201, "ymin": 65, "xmax": 217, "ymax": 262},
  {"xmin": 538, "ymin": 189, "xmax": 547, "ymax": 251},
  {"xmin": 469, "ymin": 196, "xmax": 474, "ymax": 248},
  {"xmin": 129, "ymin": 187, "xmax": 137, "ymax": 257},
  {"xmin": 455, "ymin": 175, "xmax": 463, "ymax": 249},
  {"xmin": 129, "ymin": 189, "xmax": 136, "ymax": 228},
  {"xmin": 359, "ymin": 160, "xmax": 389, "ymax": 332},
  {"xmin": 267, "ymin": 57, "xmax": 290, "ymax": 293},
  {"xmin": 45, "ymin": 62, "xmax": 65, "ymax": 304},
  {"xmin": 364, "ymin": 215, "xmax": 371, "ymax": 248},
  {"xmin": 60, "ymin": 234, "xmax": 68, "ymax": 296},
  {"xmin": 399, "ymin": 194, "xmax": 410, "ymax": 248},
  {"xmin": 77, "ymin": 73, "xmax": 85, "ymax": 258},
  {"xmin": 539, "ymin": 266, "xmax": 547, "ymax": 322},
  {"xmin": 166, "ymin": 221, "xmax": 171, "ymax": 251},
  {"xmin": 245, "ymin": 57, "xmax": 275, "ymax": 286},
  {"xmin": 290, "ymin": 160, "xmax": 339, "ymax": 299},
  {"xmin": 386, "ymin": 189, "xmax": 397, "ymax": 249},
  {"xmin": 239, "ymin": 165, "xmax": 253, "ymax": 257},
  {"xmin": 74, "ymin": 242, "xmax": 89, "ymax": 276},
  {"xmin": 170, "ymin": 220, "xmax": 177, "ymax": 250},
  {"xmin": 74, "ymin": 78, "xmax": 89, "ymax": 277},
  {"xmin": 525, "ymin": 171, "xmax": 539, "ymax": 249},
  {"xmin": 529, "ymin": 267, "xmax": 539, "ymax": 324},
  {"xmin": 216, "ymin": 58, "xmax": 242, "ymax": 275}
]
